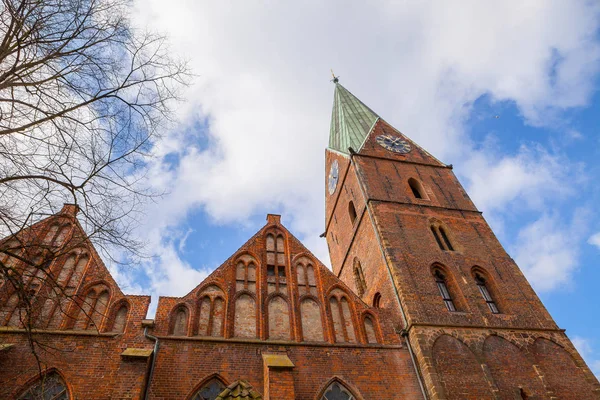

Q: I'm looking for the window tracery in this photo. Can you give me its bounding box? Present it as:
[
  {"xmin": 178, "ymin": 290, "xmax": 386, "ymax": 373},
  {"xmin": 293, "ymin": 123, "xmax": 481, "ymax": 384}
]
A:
[
  {"xmin": 192, "ymin": 378, "xmax": 226, "ymax": 400},
  {"xmin": 321, "ymin": 382, "xmax": 355, "ymax": 400},
  {"xmin": 17, "ymin": 372, "xmax": 69, "ymax": 400}
]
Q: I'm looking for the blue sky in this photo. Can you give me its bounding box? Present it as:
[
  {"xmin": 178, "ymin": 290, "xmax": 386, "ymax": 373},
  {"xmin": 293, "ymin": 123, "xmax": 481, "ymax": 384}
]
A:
[{"xmin": 115, "ymin": 1, "xmax": 600, "ymax": 376}]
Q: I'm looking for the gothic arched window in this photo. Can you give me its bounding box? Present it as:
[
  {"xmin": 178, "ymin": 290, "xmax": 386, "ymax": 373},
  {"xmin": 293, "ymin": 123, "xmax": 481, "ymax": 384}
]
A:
[
  {"xmin": 192, "ymin": 378, "xmax": 226, "ymax": 400},
  {"xmin": 430, "ymin": 222, "xmax": 455, "ymax": 251},
  {"xmin": 352, "ymin": 259, "xmax": 367, "ymax": 296},
  {"xmin": 372, "ymin": 292, "xmax": 381, "ymax": 308},
  {"xmin": 17, "ymin": 371, "xmax": 69, "ymax": 400},
  {"xmin": 348, "ymin": 201, "xmax": 357, "ymax": 225},
  {"xmin": 434, "ymin": 270, "xmax": 456, "ymax": 312},
  {"xmin": 474, "ymin": 273, "xmax": 499, "ymax": 314},
  {"xmin": 321, "ymin": 381, "xmax": 356, "ymax": 400},
  {"xmin": 408, "ymin": 178, "xmax": 428, "ymax": 200}
]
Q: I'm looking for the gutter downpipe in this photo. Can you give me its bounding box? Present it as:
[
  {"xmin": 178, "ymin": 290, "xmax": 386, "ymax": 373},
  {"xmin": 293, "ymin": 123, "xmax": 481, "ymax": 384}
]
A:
[
  {"xmin": 143, "ymin": 327, "xmax": 159, "ymax": 400},
  {"xmin": 348, "ymin": 147, "xmax": 429, "ymax": 400}
]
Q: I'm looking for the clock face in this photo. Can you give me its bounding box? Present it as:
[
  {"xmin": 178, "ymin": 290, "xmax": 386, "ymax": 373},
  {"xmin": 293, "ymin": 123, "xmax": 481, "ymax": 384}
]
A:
[
  {"xmin": 328, "ymin": 160, "xmax": 339, "ymax": 195},
  {"xmin": 376, "ymin": 134, "xmax": 412, "ymax": 154}
]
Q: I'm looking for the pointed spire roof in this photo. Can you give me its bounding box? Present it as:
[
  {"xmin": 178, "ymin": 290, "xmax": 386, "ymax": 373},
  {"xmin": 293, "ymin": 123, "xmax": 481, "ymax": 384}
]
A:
[{"xmin": 329, "ymin": 82, "xmax": 379, "ymax": 154}]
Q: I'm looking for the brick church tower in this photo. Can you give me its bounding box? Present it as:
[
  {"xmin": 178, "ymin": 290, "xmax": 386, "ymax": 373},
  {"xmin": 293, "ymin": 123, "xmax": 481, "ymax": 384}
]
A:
[{"xmin": 324, "ymin": 80, "xmax": 600, "ymax": 399}]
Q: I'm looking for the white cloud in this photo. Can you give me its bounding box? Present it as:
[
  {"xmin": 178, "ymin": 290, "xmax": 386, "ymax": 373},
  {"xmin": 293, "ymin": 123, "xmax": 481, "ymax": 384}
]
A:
[
  {"xmin": 118, "ymin": 1, "xmax": 600, "ymax": 300},
  {"xmin": 513, "ymin": 210, "xmax": 589, "ymax": 292},
  {"xmin": 588, "ymin": 232, "xmax": 600, "ymax": 249},
  {"xmin": 462, "ymin": 143, "xmax": 578, "ymax": 215}
]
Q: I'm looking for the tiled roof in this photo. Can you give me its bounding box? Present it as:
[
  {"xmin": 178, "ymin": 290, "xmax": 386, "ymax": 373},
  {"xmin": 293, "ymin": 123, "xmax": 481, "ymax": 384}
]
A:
[
  {"xmin": 329, "ymin": 82, "xmax": 379, "ymax": 154},
  {"xmin": 216, "ymin": 380, "xmax": 262, "ymax": 400}
]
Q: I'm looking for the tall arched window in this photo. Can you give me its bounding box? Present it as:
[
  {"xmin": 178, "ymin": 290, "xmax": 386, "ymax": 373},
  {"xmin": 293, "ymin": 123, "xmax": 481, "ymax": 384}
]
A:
[
  {"xmin": 352, "ymin": 259, "xmax": 367, "ymax": 296},
  {"xmin": 329, "ymin": 291, "xmax": 356, "ymax": 343},
  {"xmin": 192, "ymin": 378, "xmax": 226, "ymax": 400},
  {"xmin": 474, "ymin": 273, "xmax": 499, "ymax": 314},
  {"xmin": 170, "ymin": 306, "xmax": 189, "ymax": 336},
  {"xmin": 266, "ymin": 233, "xmax": 286, "ymax": 294},
  {"xmin": 348, "ymin": 201, "xmax": 357, "ymax": 225},
  {"xmin": 434, "ymin": 270, "xmax": 456, "ymax": 312},
  {"xmin": 17, "ymin": 371, "xmax": 69, "ymax": 399},
  {"xmin": 408, "ymin": 178, "xmax": 428, "ymax": 200},
  {"xmin": 110, "ymin": 304, "xmax": 129, "ymax": 333},
  {"xmin": 430, "ymin": 222, "xmax": 455, "ymax": 251},
  {"xmin": 321, "ymin": 381, "xmax": 356, "ymax": 400},
  {"xmin": 372, "ymin": 292, "xmax": 381, "ymax": 308}
]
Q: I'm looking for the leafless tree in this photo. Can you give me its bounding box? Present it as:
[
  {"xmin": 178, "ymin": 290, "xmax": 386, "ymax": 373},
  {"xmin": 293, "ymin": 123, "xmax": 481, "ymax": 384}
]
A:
[{"xmin": 0, "ymin": 0, "xmax": 189, "ymax": 379}]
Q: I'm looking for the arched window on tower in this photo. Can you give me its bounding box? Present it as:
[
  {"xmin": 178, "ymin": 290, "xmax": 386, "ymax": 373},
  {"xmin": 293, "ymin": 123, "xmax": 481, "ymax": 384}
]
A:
[
  {"xmin": 408, "ymin": 178, "xmax": 428, "ymax": 200},
  {"xmin": 348, "ymin": 201, "xmax": 357, "ymax": 225},
  {"xmin": 352, "ymin": 259, "xmax": 367, "ymax": 296},
  {"xmin": 434, "ymin": 270, "xmax": 456, "ymax": 312},
  {"xmin": 372, "ymin": 292, "xmax": 382, "ymax": 308},
  {"xmin": 474, "ymin": 273, "xmax": 499, "ymax": 314},
  {"xmin": 430, "ymin": 222, "xmax": 455, "ymax": 251}
]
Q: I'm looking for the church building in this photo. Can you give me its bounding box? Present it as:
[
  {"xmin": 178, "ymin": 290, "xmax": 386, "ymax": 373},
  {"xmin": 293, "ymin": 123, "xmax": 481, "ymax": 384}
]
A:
[{"xmin": 0, "ymin": 82, "xmax": 598, "ymax": 399}]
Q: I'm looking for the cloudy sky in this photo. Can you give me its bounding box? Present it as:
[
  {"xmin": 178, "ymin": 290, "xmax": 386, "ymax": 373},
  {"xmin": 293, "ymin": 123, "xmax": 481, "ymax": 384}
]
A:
[{"xmin": 115, "ymin": 0, "xmax": 600, "ymax": 376}]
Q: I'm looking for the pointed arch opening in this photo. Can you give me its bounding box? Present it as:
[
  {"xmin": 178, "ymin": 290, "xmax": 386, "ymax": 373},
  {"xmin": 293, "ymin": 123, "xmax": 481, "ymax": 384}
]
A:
[
  {"xmin": 352, "ymin": 258, "xmax": 367, "ymax": 296},
  {"xmin": 234, "ymin": 293, "xmax": 256, "ymax": 338},
  {"xmin": 170, "ymin": 305, "xmax": 189, "ymax": 336},
  {"xmin": 471, "ymin": 267, "xmax": 500, "ymax": 314},
  {"xmin": 267, "ymin": 295, "xmax": 290, "ymax": 340},
  {"xmin": 430, "ymin": 220, "xmax": 455, "ymax": 251},
  {"xmin": 348, "ymin": 201, "xmax": 357, "ymax": 225},
  {"xmin": 319, "ymin": 379, "xmax": 359, "ymax": 400},
  {"xmin": 109, "ymin": 302, "xmax": 129, "ymax": 333},
  {"xmin": 372, "ymin": 292, "xmax": 382, "ymax": 308},
  {"xmin": 431, "ymin": 265, "xmax": 465, "ymax": 312},
  {"xmin": 17, "ymin": 370, "xmax": 70, "ymax": 400},
  {"xmin": 408, "ymin": 178, "xmax": 428, "ymax": 200},
  {"xmin": 191, "ymin": 376, "xmax": 227, "ymax": 400},
  {"xmin": 328, "ymin": 290, "xmax": 356, "ymax": 343}
]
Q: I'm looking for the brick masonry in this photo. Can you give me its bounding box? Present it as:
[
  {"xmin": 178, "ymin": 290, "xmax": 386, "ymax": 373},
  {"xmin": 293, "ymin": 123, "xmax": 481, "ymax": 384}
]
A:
[
  {"xmin": 0, "ymin": 112, "xmax": 598, "ymax": 399},
  {"xmin": 324, "ymin": 118, "xmax": 600, "ymax": 399}
]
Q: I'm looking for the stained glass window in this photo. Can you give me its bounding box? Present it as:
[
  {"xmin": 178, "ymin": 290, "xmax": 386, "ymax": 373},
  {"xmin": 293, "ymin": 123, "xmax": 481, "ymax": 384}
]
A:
[
  {"xmin": 192, "ymin": 379, "xmax": 226, "ymax": 400},
  {"xmin": 17, "ymin": 372, "xmax": 69, "ymax": 400},
  {"xmin": 321, "ymin": 382, "xmax": 355, "ymax": 400}
]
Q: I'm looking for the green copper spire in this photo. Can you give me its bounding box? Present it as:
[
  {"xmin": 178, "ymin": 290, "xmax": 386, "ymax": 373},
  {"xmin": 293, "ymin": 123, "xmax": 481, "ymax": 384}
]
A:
[{"xmin": 329, "ymin": 82, "xmax": 379, "ymax": 154}]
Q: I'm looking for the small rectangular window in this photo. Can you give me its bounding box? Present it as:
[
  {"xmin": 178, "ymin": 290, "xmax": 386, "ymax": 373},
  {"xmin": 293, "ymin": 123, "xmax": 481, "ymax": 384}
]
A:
[{"xmin": 267, "ymin": 265, "xmax": 275, "ymax": 276}]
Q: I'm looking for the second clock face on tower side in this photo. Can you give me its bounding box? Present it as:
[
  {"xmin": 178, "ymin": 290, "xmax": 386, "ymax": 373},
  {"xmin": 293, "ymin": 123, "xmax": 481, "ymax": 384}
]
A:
[
  {"xmin": 376, "ymin": 134, "xmax": 412, "ymax": 154},
  {"xmin": 328, "ymin": 160, "xmax": 339, "ymax": 195}
]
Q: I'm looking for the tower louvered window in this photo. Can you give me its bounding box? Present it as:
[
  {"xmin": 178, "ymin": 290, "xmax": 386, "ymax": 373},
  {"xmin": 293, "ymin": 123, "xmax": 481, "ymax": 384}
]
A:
[
  {"xmin": 475, "ymin": 274, "xmax": 499, "ymax": 314},
  {"xmin": 434, "ymin": 270, "xmax": 456, "ymax": 312}
]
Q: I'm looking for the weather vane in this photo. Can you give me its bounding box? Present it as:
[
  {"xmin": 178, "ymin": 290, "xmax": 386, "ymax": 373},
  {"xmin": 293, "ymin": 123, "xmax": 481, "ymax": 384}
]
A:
[{"xmin": 330, "ymin": 69, "xmax": 339, "ymax": 83}]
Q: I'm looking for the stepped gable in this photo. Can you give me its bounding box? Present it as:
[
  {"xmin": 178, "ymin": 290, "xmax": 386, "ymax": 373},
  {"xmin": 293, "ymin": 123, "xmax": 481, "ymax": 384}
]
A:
[
  {"xmin": 0, "ymin": 203, "xmax": 150, "ymax": 334},
  {"xmin": 154, "ymin": 214, "xmax": 394, "ymax": 345}
]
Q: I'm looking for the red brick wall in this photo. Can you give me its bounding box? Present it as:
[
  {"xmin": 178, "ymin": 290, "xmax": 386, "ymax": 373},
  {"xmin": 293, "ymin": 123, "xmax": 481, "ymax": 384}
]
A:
[{"xmin": 147, "ymin": 339, "xmax": 422, "ymax": 400}]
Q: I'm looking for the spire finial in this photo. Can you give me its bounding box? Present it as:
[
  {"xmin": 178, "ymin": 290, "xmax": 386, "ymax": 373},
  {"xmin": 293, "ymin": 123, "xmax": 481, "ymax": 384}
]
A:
[{"xmin": 330, "ymin": 69, "xmax": 339, "ymax": 83}]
